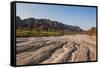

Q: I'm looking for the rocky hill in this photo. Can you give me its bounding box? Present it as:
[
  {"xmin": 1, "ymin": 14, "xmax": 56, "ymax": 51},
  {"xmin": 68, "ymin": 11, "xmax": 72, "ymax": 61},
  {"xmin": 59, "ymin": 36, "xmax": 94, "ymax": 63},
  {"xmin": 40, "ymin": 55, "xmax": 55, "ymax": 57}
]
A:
[
  {"xmin": 87, "ymin": 27, "xmax": 96, "ymax": 36},
  {"xmin": 16, "ymin": 16, "xmax": 84, "ymax": 32}
]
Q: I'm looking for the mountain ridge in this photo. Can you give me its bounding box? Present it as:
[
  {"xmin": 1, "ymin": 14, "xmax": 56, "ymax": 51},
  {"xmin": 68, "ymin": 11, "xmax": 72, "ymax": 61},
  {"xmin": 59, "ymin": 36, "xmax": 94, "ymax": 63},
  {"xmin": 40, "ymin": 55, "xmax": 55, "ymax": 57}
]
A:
[{"xmin": 16, "ymin": 16, "xmax": 84, "ymax": 32}]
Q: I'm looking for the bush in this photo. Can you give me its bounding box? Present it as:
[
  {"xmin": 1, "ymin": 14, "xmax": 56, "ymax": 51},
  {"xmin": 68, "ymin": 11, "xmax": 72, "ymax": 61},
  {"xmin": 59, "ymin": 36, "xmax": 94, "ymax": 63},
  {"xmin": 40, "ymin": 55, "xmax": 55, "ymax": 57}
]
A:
[{"xmin": 16, "ymin": 29, "xmax": 77, "ymax": 37}]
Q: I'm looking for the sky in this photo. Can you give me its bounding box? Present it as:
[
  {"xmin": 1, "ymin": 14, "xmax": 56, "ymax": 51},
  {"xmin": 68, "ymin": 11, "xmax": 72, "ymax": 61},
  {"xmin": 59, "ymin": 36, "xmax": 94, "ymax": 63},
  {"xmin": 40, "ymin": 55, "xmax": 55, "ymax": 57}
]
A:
[{"xmin": 16, "ymin": 3, "xmax": 96, "ymax": 30}]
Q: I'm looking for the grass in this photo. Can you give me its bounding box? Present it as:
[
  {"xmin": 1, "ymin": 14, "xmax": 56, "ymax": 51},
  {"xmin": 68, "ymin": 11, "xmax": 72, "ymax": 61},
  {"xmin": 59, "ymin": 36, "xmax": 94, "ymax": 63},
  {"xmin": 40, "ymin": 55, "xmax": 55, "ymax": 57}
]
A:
[
  {"xmin": 16, "ymin": 29, "xmax": 78, "ymax": 37},
  {"xmin": 16, "ymin": 29, "xmax": 64, "ymax": 37}
]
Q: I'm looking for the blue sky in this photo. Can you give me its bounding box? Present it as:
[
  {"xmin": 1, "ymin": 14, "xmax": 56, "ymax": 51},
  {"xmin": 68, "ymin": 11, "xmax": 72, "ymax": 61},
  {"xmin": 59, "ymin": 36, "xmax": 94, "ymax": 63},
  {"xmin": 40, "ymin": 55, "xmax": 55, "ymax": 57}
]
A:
[{"xmin": 16, "ymin": 3, "xmax": 96, "ymax": 30}]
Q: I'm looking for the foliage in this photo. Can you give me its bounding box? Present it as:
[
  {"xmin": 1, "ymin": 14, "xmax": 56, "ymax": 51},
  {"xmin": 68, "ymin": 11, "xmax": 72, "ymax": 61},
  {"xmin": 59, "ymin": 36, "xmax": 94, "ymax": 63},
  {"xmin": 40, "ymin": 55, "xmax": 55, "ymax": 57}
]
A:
[{"xmin": 16, "ymin": 29, "xmax": 77, "ymax": 37}]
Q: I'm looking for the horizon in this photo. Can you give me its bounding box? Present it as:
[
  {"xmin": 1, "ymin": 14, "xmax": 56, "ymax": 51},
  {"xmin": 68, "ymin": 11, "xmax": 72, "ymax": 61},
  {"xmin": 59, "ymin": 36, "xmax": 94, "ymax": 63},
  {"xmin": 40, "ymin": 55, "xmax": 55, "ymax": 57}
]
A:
[{"xmin": 16, "ymin": 3, "xmax": 96, "ymax": 30}]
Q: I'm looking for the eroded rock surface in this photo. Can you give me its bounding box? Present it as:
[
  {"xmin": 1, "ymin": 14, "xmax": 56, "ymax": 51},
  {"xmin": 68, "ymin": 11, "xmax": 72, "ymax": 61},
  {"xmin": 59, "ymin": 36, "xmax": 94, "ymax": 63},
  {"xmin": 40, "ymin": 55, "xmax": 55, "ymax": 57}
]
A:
[{"xmin": 16, "ymin": 35, "xmax": 96, "ymax": 65}]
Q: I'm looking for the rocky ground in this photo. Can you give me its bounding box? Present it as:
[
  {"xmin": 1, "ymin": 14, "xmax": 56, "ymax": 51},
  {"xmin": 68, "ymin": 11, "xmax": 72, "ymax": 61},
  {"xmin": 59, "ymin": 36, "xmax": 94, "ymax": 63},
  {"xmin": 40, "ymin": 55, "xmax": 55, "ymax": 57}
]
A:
[{"xmin": 16, "ymin": 34, "xmax": 96, "ymax": 65}]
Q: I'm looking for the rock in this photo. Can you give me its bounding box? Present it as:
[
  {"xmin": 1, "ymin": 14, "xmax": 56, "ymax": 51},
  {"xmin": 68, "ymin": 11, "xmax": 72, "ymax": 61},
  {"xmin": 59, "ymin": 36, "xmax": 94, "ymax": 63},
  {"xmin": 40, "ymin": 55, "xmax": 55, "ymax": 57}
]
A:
[
  {"xmin": 16, "ymin": 35, "xmax": 96, "ymax": 65},
  {"xmin": 16, "ymin": 16, "xmax": 84, "ymax": 32}
]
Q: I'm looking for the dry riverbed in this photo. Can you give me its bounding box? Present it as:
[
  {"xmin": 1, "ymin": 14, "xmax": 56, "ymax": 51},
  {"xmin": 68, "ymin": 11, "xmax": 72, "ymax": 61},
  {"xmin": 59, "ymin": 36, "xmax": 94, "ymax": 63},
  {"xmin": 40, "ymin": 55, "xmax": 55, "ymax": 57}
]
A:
[{"xmin": 16, "ymin": 34, "xmax": 96, "ymax": 65}]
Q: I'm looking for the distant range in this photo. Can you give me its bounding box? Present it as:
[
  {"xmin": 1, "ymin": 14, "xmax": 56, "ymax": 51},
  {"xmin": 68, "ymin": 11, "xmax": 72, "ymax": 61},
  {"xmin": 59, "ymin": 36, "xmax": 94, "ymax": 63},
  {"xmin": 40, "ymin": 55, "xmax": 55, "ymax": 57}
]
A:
[{"xmin": 16, "ymin": 16, "xmax": 95, "ymax": 33}]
